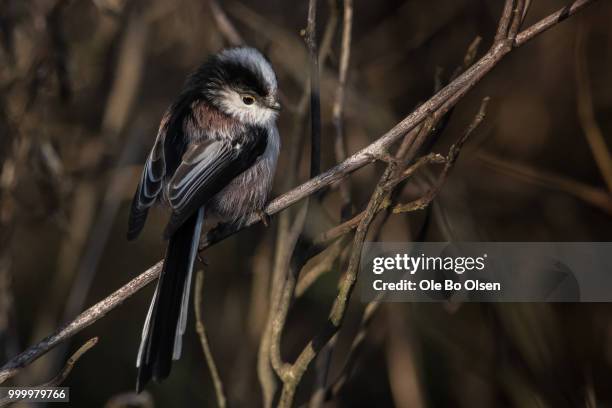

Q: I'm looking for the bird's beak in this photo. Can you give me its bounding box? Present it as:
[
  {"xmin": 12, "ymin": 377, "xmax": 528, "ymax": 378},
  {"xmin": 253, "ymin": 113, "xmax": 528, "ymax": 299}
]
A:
[{"xmin": 268, "ymin": 101, "xmax": 282, "ymax": 112}]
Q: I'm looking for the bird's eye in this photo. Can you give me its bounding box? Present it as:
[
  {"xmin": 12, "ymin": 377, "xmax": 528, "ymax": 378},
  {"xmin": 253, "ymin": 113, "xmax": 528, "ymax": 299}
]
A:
[{"xmin": 242, "ymin": 96, "xmax": 255, "ymax": 105}]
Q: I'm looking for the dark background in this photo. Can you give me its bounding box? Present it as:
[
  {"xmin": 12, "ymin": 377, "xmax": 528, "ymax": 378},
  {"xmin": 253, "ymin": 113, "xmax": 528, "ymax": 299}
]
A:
[{"xmin": 1, "ymin": 0, "xmax": 611, "ymax": 406}]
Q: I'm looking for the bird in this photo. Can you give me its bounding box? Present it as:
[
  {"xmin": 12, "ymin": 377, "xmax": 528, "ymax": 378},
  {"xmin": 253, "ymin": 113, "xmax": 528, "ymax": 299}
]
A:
[{"xmin": 127, "ymin": 47, "xmax": 281, "ymax": 392}]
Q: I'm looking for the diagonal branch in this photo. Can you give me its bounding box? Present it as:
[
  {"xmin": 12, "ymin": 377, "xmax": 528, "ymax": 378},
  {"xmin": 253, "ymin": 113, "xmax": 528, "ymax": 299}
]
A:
[{"xmin": 194, "ymin": 270, "xmax": 227, "ymax": 408}]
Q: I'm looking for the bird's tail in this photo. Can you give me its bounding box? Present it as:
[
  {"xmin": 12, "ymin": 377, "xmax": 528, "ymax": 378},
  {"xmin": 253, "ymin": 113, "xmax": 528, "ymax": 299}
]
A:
[{"xmin": 136, "ymin": 207, "xmax": 204, "ymax": 392}]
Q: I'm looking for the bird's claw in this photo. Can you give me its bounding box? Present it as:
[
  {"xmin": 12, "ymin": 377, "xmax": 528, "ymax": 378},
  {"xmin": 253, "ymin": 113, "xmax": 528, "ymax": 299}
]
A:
[
  {"xmin": 366, "ymin": 150, "xmax": 401, "ymax": 167},
  {"xmin": 197, "ymin": 252, "xmax": 209, "ymax": 266},
  {"xmin": 257, "ymin": 209, "xmax": 270, "ymax": 227}
]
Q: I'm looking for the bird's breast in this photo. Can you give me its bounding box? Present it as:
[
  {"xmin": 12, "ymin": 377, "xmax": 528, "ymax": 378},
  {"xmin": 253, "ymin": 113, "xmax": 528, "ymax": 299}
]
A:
[{"xmin": 207, "ymin": 125, "xmax": 280, "ymax": 225}]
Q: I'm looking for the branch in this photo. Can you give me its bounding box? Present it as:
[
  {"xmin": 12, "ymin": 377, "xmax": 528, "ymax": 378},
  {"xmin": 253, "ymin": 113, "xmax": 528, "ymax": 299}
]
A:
[
  {"xmin": 303, "ymin": 0, "xmax": 322, "ymax": 178},
  {"xmin": 574, "ymin": 23, "xmax": 612, "ymax": 191},
  {"xmin": 268, "ymin": 0, "xmax": 323, "ymax": 380},
  {"xmin": 325, "ymin": 301, "xmax": 379, "ymax": 401},
  {"xmin": 0, "ymin": 337, "xmax": 97, "ymax": 407},
  {"xmin": 40, "ymin": 337, "xmax": 98, "ymax": 387},
  {"xmin": 0, "ymin": 0, "xmax": 598, "ymax": 385},
  {"xmin": 208, "ymin": 0, "xmax": 243, "ymax": 46},
  {"xmin": 495, "ymin": 0, "xmax": 515, "ymax": 43},
  {"xmin": 332, "ymin": 0, "xmax": 354, "ymax": 212},
  {"xmin": 194, "ymin": 270, "xmax": 227, "ymax": 408},
  {"xmin": 515, "ymin": 0, "xmax": 595, "ymax": 47},
  {"xmin": 393, "ymin": 97, "xmax": 490, "ymax": 213},
  {"xmin": 295, "ymin": 238, "xmax": 348, "ymax": 298},
  {"xmin": 0, "ymin": 262, "xmax": 162, "ymax": 384}
]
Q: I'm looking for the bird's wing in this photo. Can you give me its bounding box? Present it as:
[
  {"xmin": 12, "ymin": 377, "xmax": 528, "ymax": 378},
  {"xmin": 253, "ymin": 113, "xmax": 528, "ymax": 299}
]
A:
[
  {"xmin": 127, "ymin": 115, "xmax": 169, "ymax": 240},
  {"xmin": 163, "ymin": 126, "xmax": 268, "ymax": 238}
]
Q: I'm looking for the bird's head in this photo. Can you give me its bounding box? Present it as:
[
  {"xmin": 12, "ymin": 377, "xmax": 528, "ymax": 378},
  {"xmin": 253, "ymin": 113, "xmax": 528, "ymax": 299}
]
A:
[{"xmin": 194, "ymin": 47, "xmax": 281, "ymax": 126}]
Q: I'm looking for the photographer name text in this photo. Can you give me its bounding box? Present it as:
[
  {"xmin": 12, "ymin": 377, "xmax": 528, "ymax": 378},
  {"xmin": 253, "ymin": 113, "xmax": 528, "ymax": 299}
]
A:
[{"xmin": 372, "ymin": 279, "xmax": 501, "ymax": 292}]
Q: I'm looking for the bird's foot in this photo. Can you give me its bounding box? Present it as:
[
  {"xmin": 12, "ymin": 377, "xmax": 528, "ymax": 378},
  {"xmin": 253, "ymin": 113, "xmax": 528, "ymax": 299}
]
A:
[
  {"xmin": 197, "ymin": 252, "xmax": 209, "ymax": 267},
  {"xmin": 257, "ymin": 209, "xmax": 270, "ymax": 227},
  {"xmin": 366, "ymin": 150, "xmax": 402, "ymax": 167}
]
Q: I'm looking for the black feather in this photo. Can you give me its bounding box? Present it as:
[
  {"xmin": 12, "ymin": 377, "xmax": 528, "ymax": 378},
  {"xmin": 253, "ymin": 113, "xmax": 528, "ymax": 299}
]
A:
[
  {"xmin": 163, "ymin": 126, "xmax": 268, "ymax": 239},
  {"xmin": 136, "ymin": 210, "xmax": 199, "ymax": 392},
  {"xmin": 188, "ymin": 53, "xmax": 270, "ymax": 100}
]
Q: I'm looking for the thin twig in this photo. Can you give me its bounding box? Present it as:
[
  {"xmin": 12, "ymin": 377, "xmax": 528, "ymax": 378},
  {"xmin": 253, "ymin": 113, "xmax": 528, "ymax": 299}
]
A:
[
  {"xmin": 295, "ymin": 238, "xmax": 348, "ymax": 298},
  {"xmin": 325, "ymin": 301, "xmax": 379, "ymax": 401},
  {"xmin": 393, "ymin": 97, "xmax": 490, "ymax": 213},
  {"xmin": 508, "ymin": 0, "xmax": 526, "ymax": 41},
  {"xmin": 514, "ymin": 0, "xmax": 595, "ymax": 47},
  {"xmin": 495, "ymin": 0, "xmax": 515, "ymax": 43},
  {"xmin": 104, "ymin": 391, "xmax": 153, "ymax": 408},
  {"xmin": 332, "ymin": 0, "xmax": 354, "ymax": 213},
  {"xmin": 208, "ymin": 0, "xmax": 243, "ymax": 46},
  {"xmin": 574, "ymin": 23, "xmax": 612, "ymax": 191},
  {"xmin": 309, "ymin": 1, "xmax": 353, "ymax": 400},
  {"xmin": 194, "ymin": 271, "xmax": 227, "ymax": 408},
  {"xmin": 304, "ymin": 0, "xmax": 321, "ymax": 178},
  {"xmin": 40, "ymin": 337, "xmax": 98, "ymax": 387},
  {"xmin": 0, "ymin": 337, "xmax": 98, "ymax": 407}
]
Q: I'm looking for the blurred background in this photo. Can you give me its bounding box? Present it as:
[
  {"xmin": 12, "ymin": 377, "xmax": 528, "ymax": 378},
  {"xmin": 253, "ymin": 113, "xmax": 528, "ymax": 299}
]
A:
[{"xmin": 1, "ymin": 0, "xmax": 611, "ymax": 406}]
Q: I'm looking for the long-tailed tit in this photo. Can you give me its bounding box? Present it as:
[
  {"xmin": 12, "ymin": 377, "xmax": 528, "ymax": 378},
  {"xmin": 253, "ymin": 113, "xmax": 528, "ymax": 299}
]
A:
[{"xmin": 127, "ymin": 47, "xmax": 280, "ymax": 392}]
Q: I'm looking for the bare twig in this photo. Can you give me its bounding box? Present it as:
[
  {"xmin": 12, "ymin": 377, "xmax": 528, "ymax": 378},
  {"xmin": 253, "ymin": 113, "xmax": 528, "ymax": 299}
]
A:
[
  {"xmin": 332, "ymin": 0, "xmax": 354, "ymax": 212},
  {"xmin": 101, "ymin": 14, "xmax": 148, "ymax": 142},
  {"xmin": 477, "ymin": 153, "xmax": 612, "ymax": 215},
  {"xmin": 40, "ymin": 337, "xmax": 98, "ymax": 387},
  {"xmin": 508, "ymin": 0, "xmax": 527, "ymax": 41},
  {"xmin": 575, "ymin": 23, "xmax": 612, "ymax": 191},
  {"xmin": 309, "ymin": 1, "xmax": 354, "ymax": 399},
  {"xmin": 0, "ymin": 262, "xmax": 162, "ymax": 384},
  {"xmin": 308, "ymin": 334, "xmax": 336, "ymax": 408},
  {"xmin": 208, "ymin": 0, "xmax": 244, "ymax": 46},
  {"xmin": 325, "ymin": 301, "xmax": 379, "ymax": 401},
  {"xmin": 303, "ymin": 0, "xmax": 321, "ymax": 178},
  {"xmin": 0, "ymin": 337, "xmax": 97, "ymax": 407},
  {"xmin": 514, "ymin": 0, "xmax": 595, "ymax": 47},
  {"xmin": 194, "ymin": 271, "xmax": 227, "ymax": 408},
  {"xmin": 495, "ymin": 0, "xmax": 515, "ymax": 44},
  {"xmin": 104, "ymin": 391, "xmax": 153, "ymax": 408},
  {"xmin": 295, "ymin": 239, "xmax": 348, "ymax": 298},
  {"xmin": 393, "ymin": 97, "xmax": 490, "ymax": 213},
  {"xmin": 0, "ymin": 0, "xmax": 597, "ymax": 385}
]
